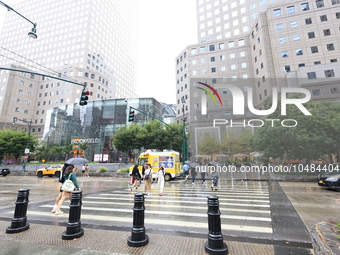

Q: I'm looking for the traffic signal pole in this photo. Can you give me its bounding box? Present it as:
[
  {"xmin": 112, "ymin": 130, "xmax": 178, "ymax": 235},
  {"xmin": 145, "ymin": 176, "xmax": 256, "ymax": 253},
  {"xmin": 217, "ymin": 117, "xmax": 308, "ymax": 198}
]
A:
[{"xmin": 129, "ymin": 106, "xmax": 187, "ymax": 163}]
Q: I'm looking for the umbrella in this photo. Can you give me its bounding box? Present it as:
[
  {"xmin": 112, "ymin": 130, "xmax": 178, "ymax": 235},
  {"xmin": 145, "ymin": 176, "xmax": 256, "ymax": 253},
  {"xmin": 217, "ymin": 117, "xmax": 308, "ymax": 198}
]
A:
[
  {"xmin": 189, "ymin": 162, "xmax": 200, "ymax": 168},
  {"xmin": 232, "ymin": 153, "xmax": 249, "ymax": 157},
  {"xmin": 209, "ymin": 161, "xmax": 223, "ymax": 167},
  {"xmin": 252, "ymin": 152, "xmax": 263, "ymax": 157},
  {"xmin": 185, "ymin": 161, "xmax": 191, "ymax": 164},
  {"xmin": 65, "ymin": 157, "xmax": 89, "ymax": 164}
]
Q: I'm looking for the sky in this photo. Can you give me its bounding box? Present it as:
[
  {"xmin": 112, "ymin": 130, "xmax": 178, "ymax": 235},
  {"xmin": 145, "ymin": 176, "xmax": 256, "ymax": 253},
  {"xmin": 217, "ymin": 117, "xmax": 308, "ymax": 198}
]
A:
[{"xmin": 0, "ymin": 0, "xmax": 198, "ymax": 105}]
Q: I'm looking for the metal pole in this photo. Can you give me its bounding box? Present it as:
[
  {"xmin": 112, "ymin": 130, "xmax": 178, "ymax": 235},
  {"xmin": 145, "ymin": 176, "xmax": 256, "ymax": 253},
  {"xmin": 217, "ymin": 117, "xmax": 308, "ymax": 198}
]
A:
[
  {"xmin": 6, "ymin": 188, "xmax": 30, "ymax": 234},
  {"xmin": 127, "ymin": 193, "xmax": 149, "ymax": 247},
  {"xmin": 205, "ymin": 195, "xmax": 228, "ymax": 255}
]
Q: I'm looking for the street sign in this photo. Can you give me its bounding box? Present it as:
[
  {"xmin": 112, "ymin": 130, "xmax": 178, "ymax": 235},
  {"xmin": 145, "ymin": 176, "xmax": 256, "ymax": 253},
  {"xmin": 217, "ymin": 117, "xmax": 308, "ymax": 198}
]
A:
[{"xmin": 25, "ymin": 148, "xmax": 30, "ymax": 154}]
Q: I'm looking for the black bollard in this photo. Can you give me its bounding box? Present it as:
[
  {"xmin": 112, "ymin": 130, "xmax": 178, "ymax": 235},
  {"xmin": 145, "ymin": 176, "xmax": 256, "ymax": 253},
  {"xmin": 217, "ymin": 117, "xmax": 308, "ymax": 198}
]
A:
[
  {"xmin": 204, "ymin": 195, "xmax": 228, "ymax": 255},
  {"xmin": 62, "ymin": 190, "xmax": 84, "ymax": 240},
  {"xmin": 6, "ymin": 188, "xmax": 30, "ymax": 234},
  {"xmin": 127, "ymin": 192, "xmax": 149, "ymax": 247}
]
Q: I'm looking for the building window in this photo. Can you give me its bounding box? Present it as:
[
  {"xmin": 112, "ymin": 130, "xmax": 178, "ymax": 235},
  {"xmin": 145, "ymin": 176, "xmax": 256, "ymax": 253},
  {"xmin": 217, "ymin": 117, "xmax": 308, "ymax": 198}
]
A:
[
  {"xmin": 296, "ymin": 49, "xmax": 303, "ymax": 56},
  {"xmin": 316, "ymin": 0, "xmax": 324, "ymax": 8},
  {"xmin": 281, "ymin": 51, "xmax": 288, "ymax": 58},
  {"xmin": 291, "ymin": 21, "xmax": 297, "ymax": 27},
  {"xmin": 262, "ymin": 75, "xmax": 266, "ymax": 82},
  {"xmin": 279, "ymin": 37, "xmax": 286, "ymax": 44},
  {"xmin": 293, "ymin": 35, "xmax": 300, "ymax": 41},
  {"xmin": 238, "ymin": 39, "xmax": 245, "ymax": 46},
  {"xmin": 277, "ymin": 23, "xmax": 283, "ymax": 30},
  {"xmin": 219, "ymin": 43, "xmax": 225, "ymax": 49},
  {"xmin": 323, "ymin": 29, "xmax": 331, "ymax": 36},
  {"xmin": 308, "ymin": 32, "xmax": 315, "ymax": 38},
  {"xmin": 298, "ymin": 63, "xmax": 305, "ymax": 67},
  {"xmin": 330, "ymin": 59, "xmax": 337, "ymax": 62},
  {"xmin": 320, "ymin": 15, "xmax": 327, "ymax": 21},
  {"xmin": 330, "ymin": 87, "xmax": 340, "ymax": 94},
  {"xmin": 325, "ymin": 69, "xmax": 335, "ymax": 77},
  {"xmin": 260, "ymin": 62, "xmax": 264, "ymax": 69},
  {"xmin": 209, "ymin": 45, "xmax": 215, "ymax": 51},
  {"xmin": 301, "ymin": 2, "xmax": 309, "ymax": 10},
  {"xmin": 211, "ymin": 57, "xmax": 215, "ymax": 62},
  {"xmin": 287, "ymin": 6, "xmax": 295, "ymax": 14},
  {"xmin": 312, "ymin": 89, "xmax": 321, "ymax": 96},
  {"xmin": 327, "ymin": 44, "xmax": 335, "ymax": 51},
  {"xmin": 191, "ymin": 48, "xmax": 197, "ymax": 54},
  {"xmin": 311, "ymin": 46, "xmax": 318, "ymax": 53},
  {"xmin": 211, "ymin": 67, "xmax": 216, "ymax": 72},
  {"xmin": 314, "ymin": 61, "xmax": 321, "ymax": 65},
  {"xmin": 307, "ymin": 72, "xmax": 317, "ymax": 79},
  {"xmin": 274, "ymin": 9, "xmax": 281, "ymax": 17},
  {"xmin": 200, "ymin": 46, "xmax": 206, "ymax": 53},
  {"xmin": 228, "ymin": 41, "xmax": 235, "ymax": 48},
  {"xmin": 332, "ymin": 0, "xmax": 340, "ymax": 4},
  {"xmin": 305, "ymin": 18, "xmax": 312, "ymax": 24},
  {"xmin": 284, "ymin": 65, "xmax": 291, "ymax": 72},
  {"xmin": 336, "ymin": 12, "xmax": 340, "ymax": 19}
]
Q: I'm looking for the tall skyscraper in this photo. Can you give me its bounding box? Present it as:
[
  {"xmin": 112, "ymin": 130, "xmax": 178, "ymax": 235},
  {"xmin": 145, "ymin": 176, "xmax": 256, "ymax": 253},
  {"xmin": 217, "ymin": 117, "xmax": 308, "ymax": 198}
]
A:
[
  {"xmin": 0, "ymin": 0, "xmax": 138, "ymax": 135},
  {"xmin": 176, "ymin": 0, "xmax": 340, "ymax": 157}
]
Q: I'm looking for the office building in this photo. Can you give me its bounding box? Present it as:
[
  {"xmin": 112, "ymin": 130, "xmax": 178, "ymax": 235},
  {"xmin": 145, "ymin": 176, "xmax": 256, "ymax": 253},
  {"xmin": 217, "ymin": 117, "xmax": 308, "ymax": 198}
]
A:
[
  {"xmin": 176, "ymin": 0, "xmax": 340, "ymax": 158},
  {"xmin": 0, "ymin": 0, "xmax": 138, "ymax": 136}
]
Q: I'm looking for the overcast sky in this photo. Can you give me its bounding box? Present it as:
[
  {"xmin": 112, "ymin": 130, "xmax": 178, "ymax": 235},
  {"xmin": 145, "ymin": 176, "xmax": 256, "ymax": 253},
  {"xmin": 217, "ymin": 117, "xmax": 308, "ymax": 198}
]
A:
[{"xmin": 0, "ymin": 0, "xmax": 198, "ymax": 104}]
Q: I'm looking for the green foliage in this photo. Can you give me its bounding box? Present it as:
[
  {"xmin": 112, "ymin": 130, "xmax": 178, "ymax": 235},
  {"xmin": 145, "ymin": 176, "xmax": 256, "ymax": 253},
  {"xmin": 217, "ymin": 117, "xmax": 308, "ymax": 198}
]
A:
[
  {"xmin": 113, "ymin": 120, "xmax": 185, "ymax": 161},
  {"xmin": 0, "ymin": 129, "xmax": 38, "ymax": 162},
  {"xmin": 251, "ymin": 99, "xmax": 340, "ymax": 164},
  {"xmin": 98, "ymin": 167, "xmax": 108, "ymax": 172},
  {"xmin": 117, "ymin": 168, "xmax": 129, "ymax": 173},
  {"xmin": 198, "ymin": 133, "xmax": 220, "ymax": 155}
]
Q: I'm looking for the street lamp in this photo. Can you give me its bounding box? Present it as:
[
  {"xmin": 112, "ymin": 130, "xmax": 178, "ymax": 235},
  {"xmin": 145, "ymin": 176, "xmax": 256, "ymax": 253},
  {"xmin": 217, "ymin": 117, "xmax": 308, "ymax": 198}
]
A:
[
  {"xmin": 181, "ymin": 97, "xmax": 188, "ymax": 163},
  {"xmin": 0, "ymin": 1, "xmax": 38, "ymax": 39},
  {"xmin": 13, "ymin": 118, "xmax": 33, "ymax": 172}
]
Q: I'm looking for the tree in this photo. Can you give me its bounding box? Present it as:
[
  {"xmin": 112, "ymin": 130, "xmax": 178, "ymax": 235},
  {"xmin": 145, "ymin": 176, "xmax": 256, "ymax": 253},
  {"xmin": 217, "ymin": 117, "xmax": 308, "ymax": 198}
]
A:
[
  {"xmin": 0, "ymin": 129, "xmax": 37, "ymax": 162},
  {"xmin": 198, "ymin": 133, "xmax": 220, "ymax": 155}
]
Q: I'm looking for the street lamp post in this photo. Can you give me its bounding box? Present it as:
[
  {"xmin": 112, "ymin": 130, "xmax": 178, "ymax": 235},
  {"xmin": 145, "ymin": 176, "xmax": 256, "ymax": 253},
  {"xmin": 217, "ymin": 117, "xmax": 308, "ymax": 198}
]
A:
[
  {"xmin": 0, "ymin": 1, "xmax": 38, "ymax": 39},
  {"xmin": 15, "ymin": 119, "xmax": 33, "ymax": 172},
  {"xmin": 181, "ymin": 98, "xmax": 187, "ymax": 163}
]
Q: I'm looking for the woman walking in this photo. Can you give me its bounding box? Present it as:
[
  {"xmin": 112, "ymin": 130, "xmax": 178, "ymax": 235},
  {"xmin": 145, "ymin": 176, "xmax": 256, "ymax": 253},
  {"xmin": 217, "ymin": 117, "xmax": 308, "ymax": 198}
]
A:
[
  {"xmin": 143, "ymin": 164, "xmax": 152, "ymax": 195},
  {"xmin": 157, "ymin": 165, "xmax": 165, "ymax": 196},
  {"xmin": 54, "ymin": 165, "xmax": 80, "ymax": 215},
  {"xmin": 130, "ymin": 164, "xmax": 141, "ymax": 191}
]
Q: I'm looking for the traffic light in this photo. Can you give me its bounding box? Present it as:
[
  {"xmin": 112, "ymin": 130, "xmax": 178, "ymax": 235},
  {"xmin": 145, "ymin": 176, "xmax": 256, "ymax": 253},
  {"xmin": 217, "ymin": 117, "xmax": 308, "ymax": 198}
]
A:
[
  {"xmin": 128, "ymin": 108, "xmax": 135, "ymax": 122},
  {"xmin": 80, "ymin": 89, "xmax": 89, "ymax": 106}
]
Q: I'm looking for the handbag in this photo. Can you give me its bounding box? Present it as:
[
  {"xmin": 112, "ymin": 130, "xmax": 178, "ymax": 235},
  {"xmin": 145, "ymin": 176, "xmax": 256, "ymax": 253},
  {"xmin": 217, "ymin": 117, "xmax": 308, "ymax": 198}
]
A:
[
  {"xmin": 144, "ymin": 169, "xmax": 151, "ymax": 180},
  {"xmin": 61, "ymin": 173, "xmax": 75, "ymax": 192}
]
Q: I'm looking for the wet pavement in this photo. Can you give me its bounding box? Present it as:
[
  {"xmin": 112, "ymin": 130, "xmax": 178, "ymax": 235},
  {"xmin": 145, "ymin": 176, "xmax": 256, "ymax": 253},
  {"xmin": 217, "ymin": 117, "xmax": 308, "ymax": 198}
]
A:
[{"xmin": 0, "ymin": 175, "xmax": 337, "ymax": 254}]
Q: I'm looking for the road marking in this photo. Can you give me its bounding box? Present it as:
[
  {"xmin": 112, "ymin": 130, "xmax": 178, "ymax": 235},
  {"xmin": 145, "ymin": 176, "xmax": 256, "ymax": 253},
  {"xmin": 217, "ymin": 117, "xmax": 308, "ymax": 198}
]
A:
[{"xmin": 26, "ymin": 210, "xmax": 273, "ymax": 233}]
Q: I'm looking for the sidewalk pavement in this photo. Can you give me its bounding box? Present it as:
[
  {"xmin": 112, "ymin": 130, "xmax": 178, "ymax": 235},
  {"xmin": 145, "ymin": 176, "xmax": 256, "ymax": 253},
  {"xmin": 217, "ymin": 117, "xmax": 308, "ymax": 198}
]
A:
[{"xmin": 0, "ymin": 220, "xmax": 275, "ymax": 255}]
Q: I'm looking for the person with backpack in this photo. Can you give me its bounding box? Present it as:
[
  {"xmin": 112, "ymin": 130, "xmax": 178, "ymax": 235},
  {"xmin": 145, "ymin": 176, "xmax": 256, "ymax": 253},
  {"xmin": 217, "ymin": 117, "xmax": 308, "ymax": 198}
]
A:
[
  {"xmin": 130, "ymin": 164, "xmax": 141, "ymax": 191},
  {"xmin": 143, "ymin": 164, "xmax": 152, "ymax": 195}
]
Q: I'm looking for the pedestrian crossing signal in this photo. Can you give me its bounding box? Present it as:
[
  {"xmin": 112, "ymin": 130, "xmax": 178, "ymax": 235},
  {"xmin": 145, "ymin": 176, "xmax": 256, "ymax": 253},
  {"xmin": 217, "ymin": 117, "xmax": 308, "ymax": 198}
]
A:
[
  {"xmin": 80, "ymin": 89, "xmax": 90, "ymax": 106},
  {"xmin": 128, "ymin": 109, "xmax": 135, "ymax": 122}
]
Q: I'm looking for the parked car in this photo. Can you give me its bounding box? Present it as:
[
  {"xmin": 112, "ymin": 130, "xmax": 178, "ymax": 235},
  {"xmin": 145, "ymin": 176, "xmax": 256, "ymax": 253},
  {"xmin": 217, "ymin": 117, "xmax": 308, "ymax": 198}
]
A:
[
  {"xmin": 0, "ymin": 167, "xmax": 10, "ymax": 176},
  {"xmin": 36, "ymin": 165, "xmax": 62, "ymax": 178},
  {"xmin": 318, "ymin": 172, "xmax": 340, "ymax": 191}
]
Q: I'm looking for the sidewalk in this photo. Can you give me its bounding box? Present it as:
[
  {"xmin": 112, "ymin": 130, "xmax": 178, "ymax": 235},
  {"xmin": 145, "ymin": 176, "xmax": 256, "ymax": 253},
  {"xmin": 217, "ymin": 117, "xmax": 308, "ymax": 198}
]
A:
[{"xmin": 0, "ymin": 220, "xmax": 275, "ymax": 255}]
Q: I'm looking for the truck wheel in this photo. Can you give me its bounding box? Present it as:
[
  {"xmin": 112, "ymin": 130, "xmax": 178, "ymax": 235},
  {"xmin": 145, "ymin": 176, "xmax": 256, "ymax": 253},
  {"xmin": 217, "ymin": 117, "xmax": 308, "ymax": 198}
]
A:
[
  {"xmin": 37, "ymin": 171, "xmax": 43, "ymax": 178},
  {"xmin": 164, "ymin": 173, "xmax": 172, "ymax": 181},
  {"xmin": 55, "ymin": 171, "xmax": 61, "ymax": 177}
]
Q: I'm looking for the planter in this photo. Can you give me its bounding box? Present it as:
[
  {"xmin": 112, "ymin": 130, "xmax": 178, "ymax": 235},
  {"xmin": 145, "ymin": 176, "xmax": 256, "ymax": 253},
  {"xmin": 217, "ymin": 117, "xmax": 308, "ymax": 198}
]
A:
[{"xmin": 311, "ymin": 219, "xmax": 340, "ymax": 255}]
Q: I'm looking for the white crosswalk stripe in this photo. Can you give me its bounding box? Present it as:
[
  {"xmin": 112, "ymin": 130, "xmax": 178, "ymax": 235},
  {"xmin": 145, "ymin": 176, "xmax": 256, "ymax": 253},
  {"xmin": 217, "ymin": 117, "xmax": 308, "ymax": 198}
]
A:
[{"xmin": 30, "ymin": 182, "xmax": 273, "ymax": 234}]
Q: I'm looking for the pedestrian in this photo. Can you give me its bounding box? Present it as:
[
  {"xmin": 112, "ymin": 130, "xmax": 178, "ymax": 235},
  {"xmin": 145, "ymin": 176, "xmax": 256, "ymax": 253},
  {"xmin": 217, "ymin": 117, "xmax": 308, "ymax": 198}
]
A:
[
  {"xmin": 157, "ymin": 164, "xmax": 165, "ymax": 196},
  {"xmin": 81, "ymin": 164, "xmax": 86, "ymax": 177},
  {"xmin": 51, "ymin": 163, "xmax": 73, "ymax": 213},
  {"xmin": 54, "ymin": 165, "xmax": 81, "ymax": 215},
  {"xmin": 183, "ymin": 163, "xmax": 190, "ymax": 181},
  {"xmin": 130, "ymin": 164, "xmax": 141, "ymax": 191},
  {"xmin": 211, "ymin": 171, "xmax": 219, "ymax": 191},
  {"xmin": 200, "ymin": 164, "xmax": 206, "ymax": 184},
  {"xmin": 190, "ymin": 166, "xmax": 196, "ymax": 184},
  {"xmin": 85, "ymin": 164, "xmax": 90, "ymax": 177},
  {"xmin": 143, "ymin": 164, "xmax": 152, "ymax": 195}
]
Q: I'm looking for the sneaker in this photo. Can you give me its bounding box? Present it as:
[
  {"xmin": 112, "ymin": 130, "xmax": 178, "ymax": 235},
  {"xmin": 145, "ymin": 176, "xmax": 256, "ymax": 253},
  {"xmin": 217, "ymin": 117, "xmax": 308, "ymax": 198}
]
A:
[
  {"xmin": 51, "ymin": 205, "xmax": 57, "ymax": 213},
  {"xmin": 55, "ymin": 210, "xmax": 63, "ymax": 215}
]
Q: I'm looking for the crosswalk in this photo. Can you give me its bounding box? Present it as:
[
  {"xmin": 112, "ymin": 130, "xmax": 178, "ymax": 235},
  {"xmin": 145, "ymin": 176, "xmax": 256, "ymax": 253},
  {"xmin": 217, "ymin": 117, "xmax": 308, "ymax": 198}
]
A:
[{"xmin": 30, "ymin": 180, "xmax": 272, "ymax": 234}]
